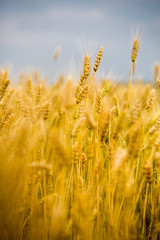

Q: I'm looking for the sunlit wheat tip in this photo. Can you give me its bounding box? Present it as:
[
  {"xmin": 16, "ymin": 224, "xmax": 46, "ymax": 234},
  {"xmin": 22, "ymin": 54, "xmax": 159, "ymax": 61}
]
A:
[
  {"xmin": 93, "ymin": 46, "xmax": 103, "ymax": 72},
  {"xmin": 84, "ymin": 55, "xmax": 90, "ymax": 79},
  {"xmin": 131, "ymin": 38, "xmax": 139, "ymax": 63},
  {"xmin": 154, "ymin": 63, "xmax": 159, "ymax": 80},
  {"xmin": 146, "ymin": 89, "xmax": 156, "ymax": 111},
  {"xmin": 96, "ymin": 89, "xmax": 102, "ymax": 113},
  {"xmin": 53, "ymin": 46, "xmax": 61, "ymax": 60}
]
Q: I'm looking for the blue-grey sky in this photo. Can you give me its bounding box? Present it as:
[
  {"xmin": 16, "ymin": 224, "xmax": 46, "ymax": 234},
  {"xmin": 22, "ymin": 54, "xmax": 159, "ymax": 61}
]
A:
[{"xmin": 0, "ymin": 0, "xmax": 160, "ymax": 82}]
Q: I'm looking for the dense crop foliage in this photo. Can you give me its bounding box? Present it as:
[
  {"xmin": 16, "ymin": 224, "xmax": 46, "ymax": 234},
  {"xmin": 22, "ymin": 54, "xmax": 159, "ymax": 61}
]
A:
[{"xmin": 0, "ymin": 43, "xmax": 160, "ymax": 240}]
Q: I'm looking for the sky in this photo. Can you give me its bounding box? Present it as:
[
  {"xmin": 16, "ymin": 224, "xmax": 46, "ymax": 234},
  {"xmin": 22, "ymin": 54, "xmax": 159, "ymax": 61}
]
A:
[{"xmin": 0, "ymin": 0, "xmax": 160, "ymax": 82}]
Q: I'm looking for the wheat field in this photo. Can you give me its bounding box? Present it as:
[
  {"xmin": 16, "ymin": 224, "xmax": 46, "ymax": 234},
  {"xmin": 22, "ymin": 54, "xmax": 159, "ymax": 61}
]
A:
[{"xmin": 0, "ymin": 43, "xmax": 160, "ymax": 240}]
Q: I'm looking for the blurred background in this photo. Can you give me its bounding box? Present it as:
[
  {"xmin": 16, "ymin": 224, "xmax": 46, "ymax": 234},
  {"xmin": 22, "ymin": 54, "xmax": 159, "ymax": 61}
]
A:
[{"xmin": 0, "ymin": 0, "xmax": 160, "ymax": 82}]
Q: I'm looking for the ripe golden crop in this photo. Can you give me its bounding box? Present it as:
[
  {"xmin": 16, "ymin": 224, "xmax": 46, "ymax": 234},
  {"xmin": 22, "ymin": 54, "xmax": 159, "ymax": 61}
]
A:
[{"xmin": 0, "ymin": 42, "xmax": 160, "ymax": 240}]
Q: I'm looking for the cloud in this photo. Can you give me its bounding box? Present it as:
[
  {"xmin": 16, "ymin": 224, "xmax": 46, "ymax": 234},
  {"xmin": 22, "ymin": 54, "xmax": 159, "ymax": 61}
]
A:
[
  {"xmin": 0, "ymin": 0, "xmax": 159, "ymax": 79},
  {"xmin": 48, "ymin": 6, "xmax": 106, "ymax": 23},
  {"xmin": 0, "ymin": 5, "xmax": 107, "ymax": 47}
]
